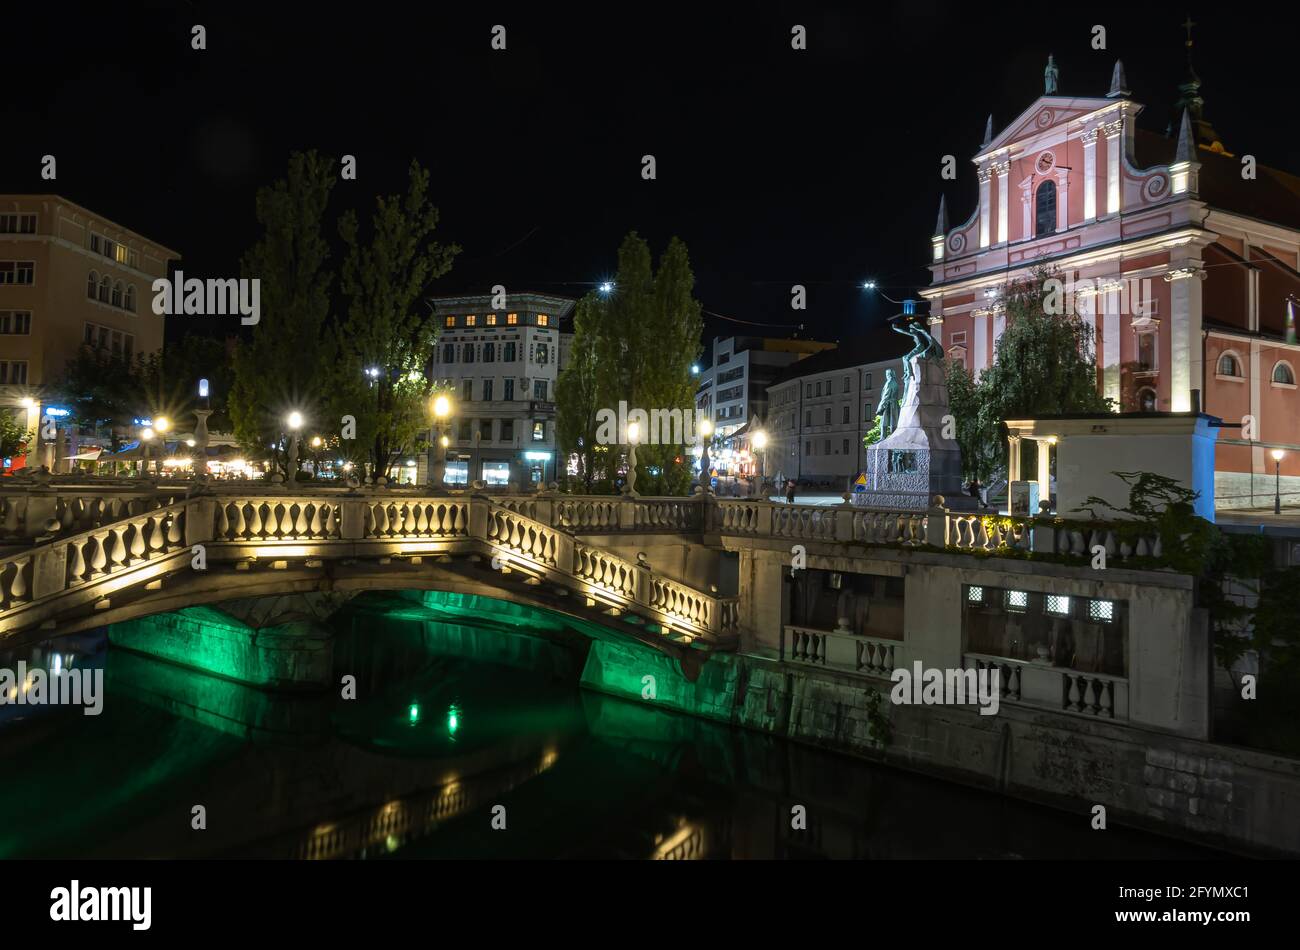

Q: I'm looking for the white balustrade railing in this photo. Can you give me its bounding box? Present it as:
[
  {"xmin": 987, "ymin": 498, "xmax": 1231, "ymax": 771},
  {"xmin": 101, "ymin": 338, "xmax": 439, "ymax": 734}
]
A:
[
  {"xmin": 782, "ymin": 625, "xmax": 899, "ymax": 677},
  {"xmin": 963, "ymin": 652, "xmax": 1128, "ymax": 720}
]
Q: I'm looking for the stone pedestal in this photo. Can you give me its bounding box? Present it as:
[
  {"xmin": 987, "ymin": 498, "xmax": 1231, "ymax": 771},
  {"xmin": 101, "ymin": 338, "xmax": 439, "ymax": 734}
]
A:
[{"xmin": 856, "ymin": 357, "xmax": 963, "ymax": 510}]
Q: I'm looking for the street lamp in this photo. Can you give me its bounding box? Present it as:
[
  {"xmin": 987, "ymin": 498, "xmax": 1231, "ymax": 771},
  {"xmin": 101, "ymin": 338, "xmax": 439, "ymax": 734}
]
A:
[
  {"xmin": 698, "ymin": 417, "xmax": 714, "ymax": 493},
  {"xmin": 286, "ymin": 411, "xmax": 303, "ymax": 485},
  {"xmin": 624, "ymin": 420, "xmax": 640, "ymax": 496},
  {"xmin": 752, "ymin": 429, "xmax": 768, "ymax": 493},
  {"xmin": 1273, "ymin": 448, "xmax": 1285, "ymax": 514},
  {"xmin": 140, "ymin": 426, "xmax": 155, "ymax": 478},
  {"xmin": 428, "ymin": 394, "xmax": 454, "ymax": 488}
]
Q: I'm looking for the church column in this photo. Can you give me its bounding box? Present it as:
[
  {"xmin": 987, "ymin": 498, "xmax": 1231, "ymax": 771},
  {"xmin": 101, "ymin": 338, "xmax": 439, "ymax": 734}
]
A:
[
  {"xmin": 1055, "ymin": 167, "xmax": 1069, "ymax": 232},
  {"xmin": 1020, "ymin": 179, "xmax": 1033, "ymax": 239},
  {"xmin": 1104, "ymin": 117, "xmax": 1123, "ymax": 215},
  {"xmin": 978, "ymin": 165, "xmax": 992, "ymax": 249},
  {"xmin": 996, "ymin": 160, "xmax": 1009, "ymax": 244},
  {"xmin": 1166, "ymin": 263, "xmax": 1205, "ymax": 413},
  {"xmin": 1082, "ymin": 128, "xmax": 1099, "ymax": 221},
  {"xmin": 1250, "ymin": 340, "xmax": 1264, "ymax": 480},
  {"xmin": 973, "ymin": 312, "xmax": 989, "ymax": 379},
  {"xmin": 1102, "ymin": 284, "xmax": 1121, "ymax": 408},
  {"xmin": 1008, "ymin": 435, "xmax": 1021, "ymax": 483}
]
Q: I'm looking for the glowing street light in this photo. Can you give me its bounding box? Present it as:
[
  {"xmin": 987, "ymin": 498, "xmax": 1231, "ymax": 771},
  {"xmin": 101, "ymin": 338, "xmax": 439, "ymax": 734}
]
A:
[
  {"xmin": 1273, "ymin": 448, "xmax": 1286, "ymax": 514},
  {"xmin": 429, "ymin": 394, "xmax": 455, "ymax": 487},
  {"xmin": 624, "ymin": 421, "xmax": 641, "ymax": 496},
  {"xmin": 598, "ymin": 281, "xmax": 614, "ymax": 294},
  {"xmin": 286, "ymin": 411, "xmax": 304, "ymax": 485},
  {"xmin": 311, "ymin": 436, "xmax": 322, "ymax": 448}
]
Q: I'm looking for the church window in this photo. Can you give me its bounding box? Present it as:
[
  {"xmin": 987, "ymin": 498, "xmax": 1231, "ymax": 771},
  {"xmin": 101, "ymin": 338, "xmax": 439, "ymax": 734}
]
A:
[{"xmin": 1034, "ymin": 180, "xmax": 1056, "ymax": 237}]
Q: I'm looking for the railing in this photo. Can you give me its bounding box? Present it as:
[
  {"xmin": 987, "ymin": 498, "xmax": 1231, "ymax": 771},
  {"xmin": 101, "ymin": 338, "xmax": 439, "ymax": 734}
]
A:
[
  {"xmin": 781, "ymin": 625, "xmax": 899, "ymax": 677},
  {"xmin": 963, "ymin": 652, "xmax": 1129, "ymax": 720},
  {"xmin": 214, "ymin": 498, "xmax": 343, "ymax": 542}
]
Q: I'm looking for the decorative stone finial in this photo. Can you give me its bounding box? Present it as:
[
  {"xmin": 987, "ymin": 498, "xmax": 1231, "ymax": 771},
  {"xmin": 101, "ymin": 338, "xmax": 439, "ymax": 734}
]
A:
[
  {"xmin": 934, "ymin": 194, "xmax": 948, "ymax": 238},
  {"xmin": 1044, "ymin": 54, "xmax": 1059, "ymax": 95},
  {"xmin": 1107, "ymin": 60, "xmax": 1130, "ymax": 98},
  {"xmin": 981, "ymin": 115, "xmax": 993, "ymax": 149}
]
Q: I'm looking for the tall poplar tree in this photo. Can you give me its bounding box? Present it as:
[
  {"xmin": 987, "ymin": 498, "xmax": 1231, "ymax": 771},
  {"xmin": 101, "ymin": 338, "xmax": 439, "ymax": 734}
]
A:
[
  {"xmin": 332, "ymin": 160, "xmax": 460, "ymax": 478},
  {"xmin": 229, "ymin": 151, "xmax": 336, "ymax": 474}
]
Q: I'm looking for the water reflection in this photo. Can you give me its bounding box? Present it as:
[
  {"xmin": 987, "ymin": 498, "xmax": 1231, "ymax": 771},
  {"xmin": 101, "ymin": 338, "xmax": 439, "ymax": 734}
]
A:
[{"xmin": 0, "ymin": 596, "xmax": 1228, "ymax": 860}]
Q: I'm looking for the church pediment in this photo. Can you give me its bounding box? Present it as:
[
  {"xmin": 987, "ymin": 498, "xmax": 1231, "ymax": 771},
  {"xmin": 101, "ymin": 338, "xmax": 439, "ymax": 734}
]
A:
[{"xmin": 977, "ymin": 96, "xmax": 1130, "ymax": 159}]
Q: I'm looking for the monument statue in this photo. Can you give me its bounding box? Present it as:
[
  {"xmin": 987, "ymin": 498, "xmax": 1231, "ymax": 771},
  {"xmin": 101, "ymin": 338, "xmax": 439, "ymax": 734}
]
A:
[
  {"xmin": 875, "ymin": 369, "xmax": 901, "ymax": 441},
  {"xmin": 890, "ymin": 317, "xmax": 944, "ymax": 402},
  {"xmin": 1044, "ymin": 54, "xmax": 1059, "ymax": 95}
]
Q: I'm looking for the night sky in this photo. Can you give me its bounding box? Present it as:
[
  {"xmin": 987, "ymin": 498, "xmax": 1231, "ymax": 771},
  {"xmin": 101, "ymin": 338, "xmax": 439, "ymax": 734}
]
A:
[{"xmin": 5, "ymin": 3, "xmax": 1295, "ymax": 349}]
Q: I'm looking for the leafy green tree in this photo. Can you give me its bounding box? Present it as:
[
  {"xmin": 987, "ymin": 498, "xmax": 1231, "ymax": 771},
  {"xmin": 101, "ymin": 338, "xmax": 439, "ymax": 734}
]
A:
[
  {"xmin": 0, "ymin": 411, "xmax": 29, "ymax": 458},
  {"xmin": 556, "ymin": 294, "xmax": 607, "ymax": 491},
  {"xmin": 559, "ymin": 233, "xmax": 702, "ymax": 495},
  {"xmin": 229, "ymin": 151, "xmax": 337, "ymax": 475},
  {"xmin": 332, "ymin": 160, "xmax": 459, "ymax": 478},
  {"xmin": 946, "ymin": 269, "xmax": 1110, "ymax": 482},
  {"xmin": 54, "ymin": 349, "xmax": 155, "ymax": 446}
]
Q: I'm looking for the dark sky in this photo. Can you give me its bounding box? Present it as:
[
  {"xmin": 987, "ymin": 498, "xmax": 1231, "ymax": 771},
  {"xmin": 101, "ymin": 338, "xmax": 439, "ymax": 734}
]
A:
[{"xmin": 5, "ymin": 3, "xmax": 1295, "ymax": 349}]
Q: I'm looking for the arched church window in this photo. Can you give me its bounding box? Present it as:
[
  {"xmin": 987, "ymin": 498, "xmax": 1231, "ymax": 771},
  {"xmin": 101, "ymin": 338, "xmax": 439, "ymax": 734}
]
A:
[
  {"xmin": 1217, "ymin": 352, "xmax": 1241, "ymax": 377},
  {"xmin": 1035, "ymin": 180, "xmax": 1056, "ymax": 237},
  {"xmin": 1272, "ymin": 361, "xmax": 1296, "ymax": 386}
]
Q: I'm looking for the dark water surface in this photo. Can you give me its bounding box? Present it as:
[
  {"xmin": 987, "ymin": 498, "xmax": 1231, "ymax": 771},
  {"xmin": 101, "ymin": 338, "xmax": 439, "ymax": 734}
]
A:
[{"xmin": 0, "ymin": 599, "xmax": 1228, "ymax": 860}]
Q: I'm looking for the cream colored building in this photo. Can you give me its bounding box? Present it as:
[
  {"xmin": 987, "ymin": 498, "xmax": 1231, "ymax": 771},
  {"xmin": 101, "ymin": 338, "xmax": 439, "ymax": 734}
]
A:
[{"xmin": 0, "ymin": 195, "xmax": 179, "ymax": 453}]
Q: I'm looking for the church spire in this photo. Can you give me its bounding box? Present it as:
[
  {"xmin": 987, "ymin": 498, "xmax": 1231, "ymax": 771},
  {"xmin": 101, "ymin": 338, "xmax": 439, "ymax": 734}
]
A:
[
  {"xmin": 981, "ymin": 115, "xmax": 993, "ymax": 149},
  {"xmin": 1169, "ymin": 16, "xmax": 1229, "ymax": 154},
  {"xmin": 1175, "ymin": 108, "xmax": 1196, "ymax": 165},
  {"xmin": 1107, "ymin": 60, "xmax": 1130, "ymax": 98},
  {"xmin": 934, "ymin": 194, "xmax": 949, "ymax": 238}
]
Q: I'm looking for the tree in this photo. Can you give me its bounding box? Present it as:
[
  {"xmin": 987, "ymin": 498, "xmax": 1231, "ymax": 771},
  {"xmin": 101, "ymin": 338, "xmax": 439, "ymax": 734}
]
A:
[
  {"xmin": 229, "ymin": 151, "xmax": 337, "ymax": 475},
  {"xmin": 945, "ymin": 269, "xmax": 1111, "ymax": 482},
  {"xmin": 557, "ymin": 232, "xmax": 703, "ymax": 495},
  {"xmin": 0, "ymin": 411, "xmax": 28, "ymax": 459},
  {"xmin": 332, "ymin": 160, "xmax": 459, "ymax": 478},
  {"xmin": 556, "ymin": 293, "xmax": 607, "ymax": 491},
  {"xmin": 54, "ymin": 349, "xmax": 155, "ymax": 447}
]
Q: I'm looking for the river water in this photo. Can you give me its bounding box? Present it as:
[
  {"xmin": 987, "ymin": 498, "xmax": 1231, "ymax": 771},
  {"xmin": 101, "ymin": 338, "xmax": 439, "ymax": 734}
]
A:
[{"xmin": 0, "ymin": 596, "xmax": 1226, "ymax": 860}]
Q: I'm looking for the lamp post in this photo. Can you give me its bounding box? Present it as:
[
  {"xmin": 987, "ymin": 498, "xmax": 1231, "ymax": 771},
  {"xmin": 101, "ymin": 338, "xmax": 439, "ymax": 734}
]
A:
[
  {"xmin": 624, "ymin": 421, "xmax": 640, "ymax": 496},
  {"xmin": 698, "ymin": 417, "xmax": 713, "ymax": 493},
  {"xmin": 1273, "ymin": 448, "xmax": 1285, "ymax": 514},
  {"xmin": 286, "ymin": 411, "xmax": 303, "ymax": 485},
  {"xmin": 140, "ymin": 426, "xmax": 155, "ymax": 478},
  {"xmin": 428, "ymin": 394, "xmax": 453, "ymax": 488},
  {"xmin": 752, "ymin": 429, "xmax": 768, "ymax": 496}
]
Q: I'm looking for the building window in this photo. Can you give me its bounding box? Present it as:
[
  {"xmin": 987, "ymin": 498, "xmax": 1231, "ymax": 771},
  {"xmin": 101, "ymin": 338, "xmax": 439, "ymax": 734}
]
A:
[
  {"xmin": 0, "ymin": 213, "xmax": 36, "ymax": 234},
  {"xmin": 1217, "ymin": 352, "xmax": 1242, "ymax": 377},
  {"xmin": 823, "ymin": 439, "xmax": 831, "ymax": 454},
  {"xmin": 501, "ymin": 419, "xmax": 514, "ymax": 442},
  {"xmin": 90, "ymin": 235, "xmax": 101, "ymax": 254},
  {"xmin": 0, "ymin": 311, "xmax": 32, "ymax": 335},
  {"xmin": 1137, "ymin": 387, "xmax": 1157, "ymax": 412},
  {"xmin": 504, "ymin": 342, "xmax": 516, "ymax": 362},
  {"xmin": 804, "ymin": 410, "xmax": 812, "ymax": 426},
  {"xmin": 111, "ymin": 281, "xmax": 123, "ymax": 308},
  {"xmin": 537, "ymin": 314, "xmax": 550, "ymax": 327},
  {"xmin": 463, "ymin": 343, "xmax": 475, "ymax": 364},
  {"xmin": 863, "ymin": 372, "xmax": 872, "ymax": 390},
  {"xmin": 532, "ymin": 421, "xmax": 545, "ymax": 441},
  {"xmin": 0, "ymin": 361, "xmax": 29, "ymax": 384},
  {"xmin": 504, "ymin": 379, "xmax": 514, "ymax": 400},
  {"xmin": 462, "ymin": 379, "xmax": 473, "ymax": 402},
  {"xmin": 805, "ymin": 384, "xmax": 812, "ymax": 398},
  {"xmin": 483, "ymin": 379, "xmax": 494, "ymax": 401},
  {"xmin": 483, "ymin": 342, "xmax": 495, "ymax": 362},
  {"xmin": 843, "ymin": 376, "xmax": 851, "ymax": 393},
  {"xmin": 445, "ymin": 316, "xmax": 456, "ymax": 328},
  {"xmin": 842, "ymin": 406, "xmax": 850, "ymax": 424},
  {"xmin": 507, "ymin": 313, "xmax": 518, "ymax": 325},
  {"xmin": 98, "ymin": 276, "xmax": 110, "ymax": 302},
  {"xmin": 467, "ymin": 314, "xmax": 478, "ymax": 327},
  {"xmin": 967, "ymin": 586, "xmax": 984, "ymax": 604},
  {"xmin": 124, "ymin": 285, "xmax": 136, "ymax": 312},
  {"xmin": 443, "ymin": 343, "xmax": 455, "ymax": 363},
  {"xmin": 815, "ymin": 382, "xmax": 822, "ymax": 396},
  {"xmin": 804, "ymin": 441, "xmax": 812, "ymax": 456},
  {"xmin": 0, "ymin": 261, "xmax": 35, "ymax": 285},
  {"xmin": 533, "ymin": 379, "xmax": 547, "ymax": 400},
  {"xmin": 486, "ymin": 314, "xmax": 497, "ymax": 326},
  {"xmin": 459, "ymin": 420, "xmax": 472, "ymax": 442},
  {"xmin": 1135, "ymin": 330, "xmax": 1157, "ymax": 372},
  {"xmin": 842, "ymin": 438, "xmax": 850, "ymax": 455},
  {"xmin": 535, "ymin": 344, "xmax": 549, "ymax": 365},
  {"xmin": 1045, "ymin": 594, "xmax": 1071, "ymax": 617},
  {"xmin": 1034, "ymin": 179, "xmax": 1056, "ymax": 237},
  {"xmin": 1272, "ymin": 361, "xmax": 1296, "ymax": 387},
  {"xmin": 823, "ymin": 407, "xmax": 831, "ymax": 425},
  {"xmin": 1006, "ymin": 590, "xmax": 1029, "ymax": 612},
  {"xmin": 88, "ymin": 271, "xmax": 98, "ymax": 298},
  {"xmin": 1089, "ymin": 599, "xmax": 1115, "ymax": 623}
]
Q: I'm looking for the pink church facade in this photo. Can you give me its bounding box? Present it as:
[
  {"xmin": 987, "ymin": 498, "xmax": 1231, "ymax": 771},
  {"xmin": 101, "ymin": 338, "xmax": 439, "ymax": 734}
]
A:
[{"xmin": 921, "ymin": 62, "xmax": 1300, "ymax": 503}]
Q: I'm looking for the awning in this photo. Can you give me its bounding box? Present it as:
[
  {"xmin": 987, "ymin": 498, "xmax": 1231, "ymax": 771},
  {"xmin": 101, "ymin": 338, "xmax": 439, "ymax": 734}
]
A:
[{"xmin": 67, "ymin": 448, "xmax": 104, "ymax": 461}]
